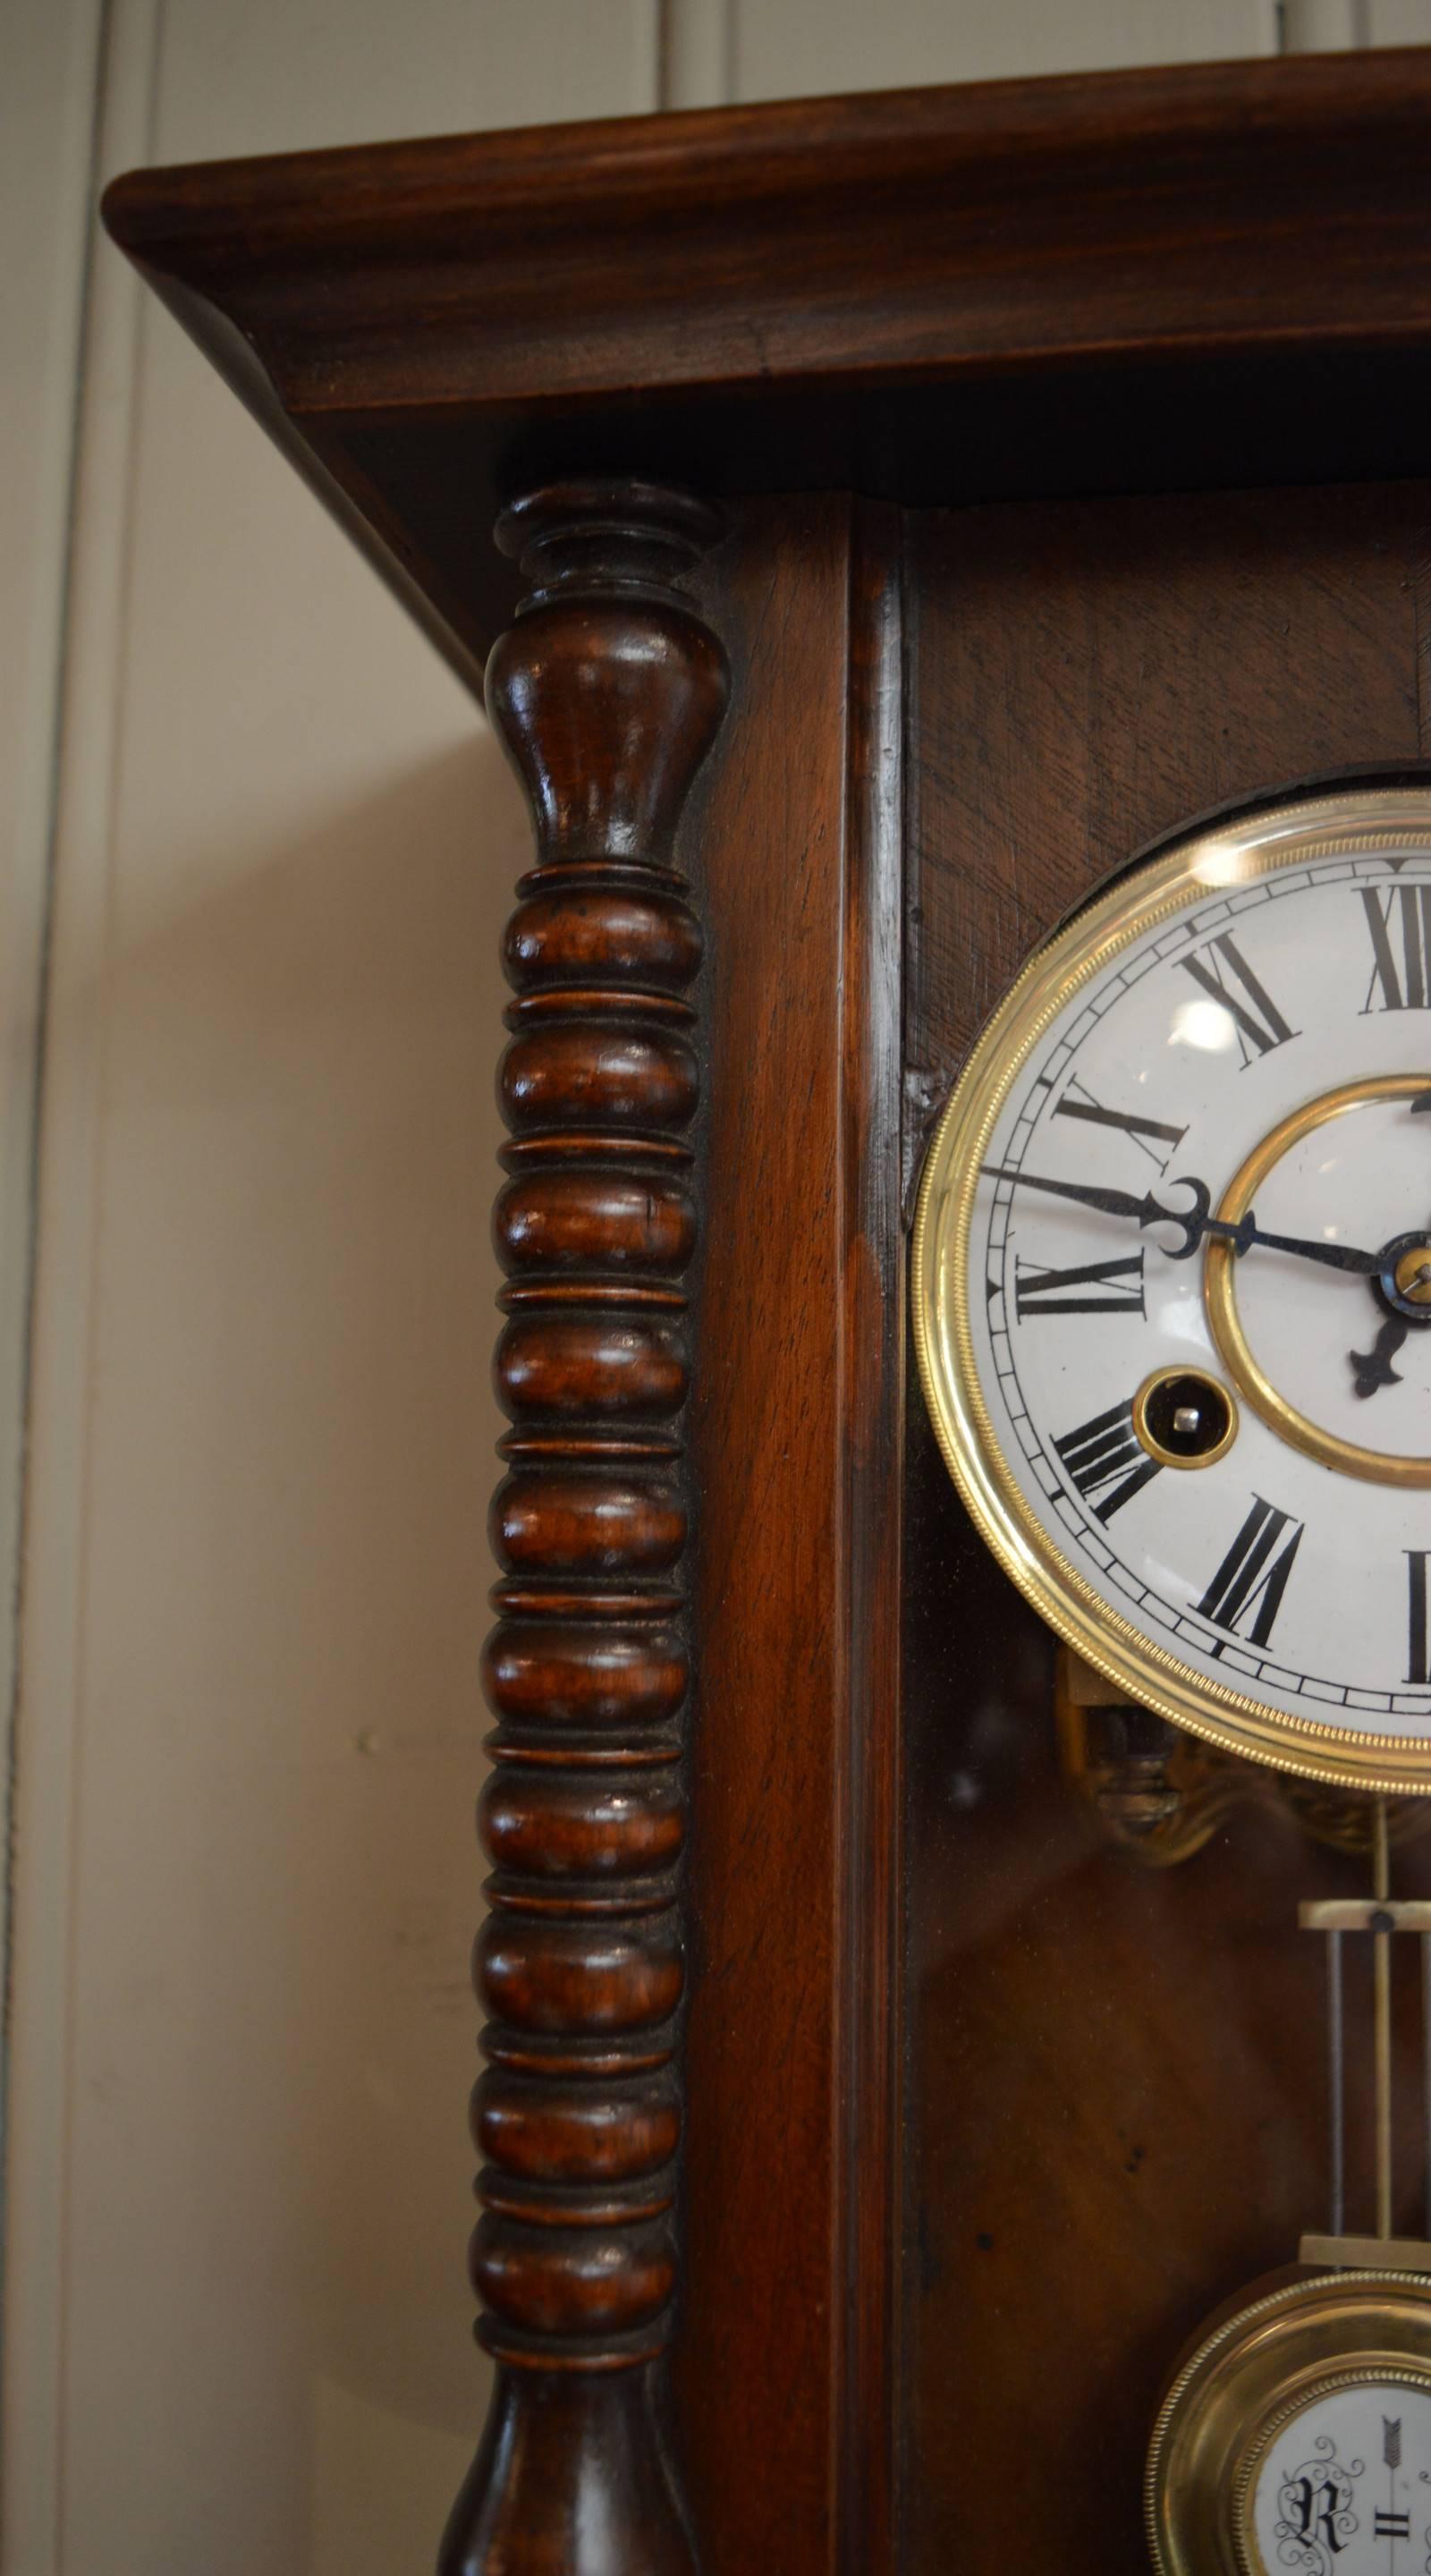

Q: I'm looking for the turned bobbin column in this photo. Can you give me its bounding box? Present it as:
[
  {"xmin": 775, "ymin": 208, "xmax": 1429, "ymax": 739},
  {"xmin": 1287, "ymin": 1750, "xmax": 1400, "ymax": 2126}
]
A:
[{"xmin": 438, "ymin": 483, "xmax": 728, "ymax": 2576}]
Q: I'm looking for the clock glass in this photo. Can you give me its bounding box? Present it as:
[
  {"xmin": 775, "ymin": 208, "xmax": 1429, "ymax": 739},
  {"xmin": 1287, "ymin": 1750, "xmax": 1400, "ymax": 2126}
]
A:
[{"xmin": 913, "ymin": 786, "xmax": 1431, "ymax": 1793}]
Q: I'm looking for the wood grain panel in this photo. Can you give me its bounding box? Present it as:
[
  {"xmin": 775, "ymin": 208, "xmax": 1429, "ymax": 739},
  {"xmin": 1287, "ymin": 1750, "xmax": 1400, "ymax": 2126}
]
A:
[
  {"xmin": 676, "ymin": 495, "xmax": 904, "ymax": 2576},
  {"xmin": 908, "ymin": 483, "xmax": 1429, "ymax": 1101}
]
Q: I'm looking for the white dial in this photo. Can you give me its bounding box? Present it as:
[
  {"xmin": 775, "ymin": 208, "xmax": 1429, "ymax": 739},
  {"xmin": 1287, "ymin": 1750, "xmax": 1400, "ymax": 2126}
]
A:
[
  {"xmin": 1246, "ymin": 2380, "xmax": 1431, "ymax": 2576},
  {"xmin": 913, "ymin": 788, "xmax": 1431, "ymax": 1791}
]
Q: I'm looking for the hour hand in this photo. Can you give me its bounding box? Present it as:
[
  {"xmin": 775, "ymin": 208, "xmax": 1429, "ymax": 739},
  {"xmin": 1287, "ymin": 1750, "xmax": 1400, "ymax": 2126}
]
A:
[{"xmin": 1349, "ymin": 1314, "xmax": 1408, "ymax": 1400}]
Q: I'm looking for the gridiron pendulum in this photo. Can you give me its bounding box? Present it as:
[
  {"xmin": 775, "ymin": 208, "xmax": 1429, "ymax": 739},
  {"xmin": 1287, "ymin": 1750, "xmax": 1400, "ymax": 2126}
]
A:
[{"xmin": 1300, "ymin": 1800, "xmax": 1431, "ymax": 2269}]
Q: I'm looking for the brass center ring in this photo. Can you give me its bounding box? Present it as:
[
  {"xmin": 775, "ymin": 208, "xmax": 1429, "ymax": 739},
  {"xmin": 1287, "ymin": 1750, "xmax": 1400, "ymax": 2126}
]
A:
[{"xmin": 1204, "ymin": 1074, "xmax": 1431, "ymax": 1491}]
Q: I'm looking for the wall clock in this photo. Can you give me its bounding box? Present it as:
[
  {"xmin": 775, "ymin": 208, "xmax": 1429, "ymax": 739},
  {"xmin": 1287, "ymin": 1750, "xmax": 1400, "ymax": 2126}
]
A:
[{"xmin": 102, "ymin": 46, "xmax": 1431, "ymax": 2576}]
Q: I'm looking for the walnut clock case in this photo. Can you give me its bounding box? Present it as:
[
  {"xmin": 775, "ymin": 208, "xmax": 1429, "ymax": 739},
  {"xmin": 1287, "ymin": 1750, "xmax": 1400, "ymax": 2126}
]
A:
[{"xmin": 104, "ymin": 51, "xmax": 1431, "ymax": 2576}]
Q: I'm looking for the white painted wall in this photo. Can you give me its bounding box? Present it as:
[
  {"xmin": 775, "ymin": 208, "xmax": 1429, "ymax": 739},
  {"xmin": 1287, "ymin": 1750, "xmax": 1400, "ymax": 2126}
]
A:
[
  {"xmin": 0, "ymin": 0, "xmax": 106, "ymax": 2167},
  {"xmin": 5, "ymin": 2, "xmax": 1431, "ymax": 2570}
]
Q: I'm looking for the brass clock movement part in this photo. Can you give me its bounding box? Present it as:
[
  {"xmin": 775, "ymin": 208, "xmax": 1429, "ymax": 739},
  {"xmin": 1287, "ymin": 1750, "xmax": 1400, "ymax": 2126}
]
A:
[
  {"xmin": 1055, "ymin": 1648, "xmax": 1431, "ymax": 1868},
  {"xmin": 1055, "ymin": 1648, "xmax": 1257, "ymax": 1863}
]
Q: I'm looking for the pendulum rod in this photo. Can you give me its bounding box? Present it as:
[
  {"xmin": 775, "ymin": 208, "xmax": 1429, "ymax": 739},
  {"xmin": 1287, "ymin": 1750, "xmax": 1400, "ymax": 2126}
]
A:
[
  {"xmin": 1423, "ymin": 1930, "xmax": 1431, "ymax": 2243},
  {"xmin": 1376, "ymin": 1799, "xmax": 1393, "ymax": 2241},
  {"xmin": 1328, "ymin": 1926, "xmax": 1346, "ymax": 2240},
  {"xmin": 1300, "ymin": 1822, "xmax": 1431, "ymax": 2268}
]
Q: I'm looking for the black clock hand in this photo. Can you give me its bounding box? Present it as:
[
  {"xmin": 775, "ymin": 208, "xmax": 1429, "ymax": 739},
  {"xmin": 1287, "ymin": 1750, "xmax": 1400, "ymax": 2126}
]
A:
[
  {"xmin": 980, "ymin": 1167, "xmax": 1159, "ymax": 1224},
  {"xmin": 1351, "ymin": 1096, "xmax": 1431, "ymax": 1391},
  {"xmin": 1336, "ymin": 1099, "xmax": 1431, "ymax": 1398},
  {"xmin": 1232, "ymin": 1216, "xmax": 1385, "ymax": 1275},
  {"xmin": 981, "ymin": 1165, "xmax": 1386, "ymax": 1274},
  {"xmin": 1350, "ymin": 1313, "xmax": 1409, "ymax": 1400}
]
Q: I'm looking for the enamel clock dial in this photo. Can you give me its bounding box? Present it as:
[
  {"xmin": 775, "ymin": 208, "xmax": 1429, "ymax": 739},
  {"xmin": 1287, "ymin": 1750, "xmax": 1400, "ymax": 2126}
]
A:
[{"xmin": 912, "ymin": 786, "xmax": 1431, "ymax": 1793}]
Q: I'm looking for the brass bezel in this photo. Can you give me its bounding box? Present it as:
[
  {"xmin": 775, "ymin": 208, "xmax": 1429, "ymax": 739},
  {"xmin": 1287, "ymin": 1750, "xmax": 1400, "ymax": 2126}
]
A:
[
  {"xmin": 1233, "ymin": 2365, "xmax": 1431, "ymax": 2574},
  {"xmin": 910, "ymin": 786, "xmax": 1431, "ymax": 1796},
  {"xmin": 1146, "ymin": 2269, "xmax": 1431, "ymax": 2576}
]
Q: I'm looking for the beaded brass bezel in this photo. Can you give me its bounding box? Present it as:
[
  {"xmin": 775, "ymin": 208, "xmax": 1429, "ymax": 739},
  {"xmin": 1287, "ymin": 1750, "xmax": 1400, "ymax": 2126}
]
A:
[
  {"xmin": 911, "ymin": 786, "xmax": 1431, "ymax": 1797},
  {"xmin": 1146, "ymin": 2269, "xmax": 1431, "ymax": 2576}
]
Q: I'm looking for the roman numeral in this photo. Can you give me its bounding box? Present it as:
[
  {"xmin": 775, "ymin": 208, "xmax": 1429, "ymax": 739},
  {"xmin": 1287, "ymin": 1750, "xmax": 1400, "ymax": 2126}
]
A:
[
  {"xmin": 1054, "ymin": 1400, "xmax": 1161, "ymax": 1522},
  {"xmin": 1375, "ymin": 2513, "xmax": 1410, "ymax": 2540},
  {"xmin": 1181, "ymin": 932, "xmax": 1298, "ymax": 1068},
  {"xmin": 1359, "ymin": 884, "xmax": 1431, "ymax": 1011},
  {"xmin": 1052, "ymin": 1079, "xmax": 1188, "ymax": 1171},
  {"xmin": 1408, "ymin": 1552, "xmax": 1430, "ymax": 1685},
  {"xmin": 1015, "ymin": 1250, "xmax": 1146, "ymax": 1318},
  {"xmin": 1194, "ymin": 1496, "xmax": 1304, "ymax": 1649}
]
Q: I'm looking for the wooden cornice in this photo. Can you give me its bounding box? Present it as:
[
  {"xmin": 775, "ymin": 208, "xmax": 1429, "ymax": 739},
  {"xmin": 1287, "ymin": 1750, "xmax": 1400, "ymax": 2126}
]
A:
[{"xmin": 103, "ymin": 49, "xmax": 1431, "ymax": 680}]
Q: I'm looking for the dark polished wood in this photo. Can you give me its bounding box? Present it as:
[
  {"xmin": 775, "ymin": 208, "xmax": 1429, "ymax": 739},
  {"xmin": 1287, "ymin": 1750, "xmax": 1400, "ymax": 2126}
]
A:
[
  {"xmin": 676, "ymin": 496, "xmax": 905, "ymax": 2575},
  {"xmin": 440, "ymin": 481, "xmax": 727, "ymax": 2575},
  {"xmin": 906, "ymin": 481, "xmax": 1431, "ymax": 1099},
  {"xmin": 101, "ymin": 51, "xmax": 1431, "ymax": 685}
]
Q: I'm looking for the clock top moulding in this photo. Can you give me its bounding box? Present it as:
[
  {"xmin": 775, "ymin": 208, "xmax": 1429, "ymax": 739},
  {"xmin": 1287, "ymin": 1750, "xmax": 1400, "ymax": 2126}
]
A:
[
  {"xmin": 101, "ymin": 49, "xmax": 1431, "ymax": 2576},
  {"xmin": 106, "ymin": 48, "xmax": 1431, "ymax": 687}
]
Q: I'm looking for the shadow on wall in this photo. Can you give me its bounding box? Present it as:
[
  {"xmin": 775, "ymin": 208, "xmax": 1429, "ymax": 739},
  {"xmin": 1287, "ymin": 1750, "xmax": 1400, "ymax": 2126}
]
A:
[{"xmin": 62, "ymin": 728, "xmax": 525, "ymax": 2561}]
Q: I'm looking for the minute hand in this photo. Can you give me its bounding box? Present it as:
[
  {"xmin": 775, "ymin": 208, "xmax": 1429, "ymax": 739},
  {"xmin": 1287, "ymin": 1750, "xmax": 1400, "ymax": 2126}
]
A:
[{"xmin": 980, "ymin": 1165, "xmax": 1384, "ymax": 1275}]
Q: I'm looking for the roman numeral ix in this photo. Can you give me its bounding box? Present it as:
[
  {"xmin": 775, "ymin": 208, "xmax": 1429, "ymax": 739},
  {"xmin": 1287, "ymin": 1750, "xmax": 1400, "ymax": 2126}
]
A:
[
  {"xmin": 1181, "ymin": 932, "xmax": 1298, "ymax": 1068},
  {"xmin": 1052, "ymin": 1079, "xmax": 1188, "ymax": 1172},
  {"xmin": 1015, "ymin": 1250, "xmax": 1146, "ymax": 1319},
  {"xmin": 1054, "ymin": 1400, "xmax": 1161, "ymax": 1523},
  {"xmin": 1195, "ymin": 1496, "xmax": 1304, "ymax": 1650},
  {"xmin": 1360, "ymin": 883, "xmax": 1431, "ymax": 1012}
]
